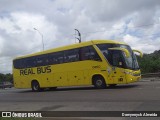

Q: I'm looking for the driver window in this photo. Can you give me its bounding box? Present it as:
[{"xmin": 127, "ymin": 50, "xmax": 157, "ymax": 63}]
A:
[{"xmin": 112, "ymin": 51, "xmax": 123, "ymax": 67}]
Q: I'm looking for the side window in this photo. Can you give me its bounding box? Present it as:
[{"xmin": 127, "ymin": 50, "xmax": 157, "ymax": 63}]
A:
[
  {"xmin": 21, "ymin": 59, "xmax": 26, "ymax": 68},
  {"xmin": 34, "ymin": 55, "xmax": 47, "ymax": 67},
  {"xmin": 13, "ymin": 59, "xmax": 23, "ymax": 69},
  {"xmin": 47, "ymin": 52, "xmax": 64, "ymax": 65},
  {"xmin": 14, "ymin": 54, "xmax": 49, "ymax": 69},
  {"xmin": 64, "ymin": 48, "xmax": 79, "ymax": 63},
  {"xmin": 80, "ymin": 46, "xmax": 91, "ymax": 60},
  {"xmin": 88, "ymin": 46, "xmax": 101, "ymax": 61},
  {"xmin": 56, "ymin": 52, "xmax": 64, "ymax": 64},
  {"xmin": 26, "ymin": 57, "xmax": 35, "ymax": 68},
  {"xmin": 13, "ymin": 45, "xmax": 102, "ymax": 69},
  {"xmin": 14, "ymin": 58, "xmax": 31, "ymax": 69},
  {"xmin": 80, "ymin": 46, "xmax": 101, "ymax": 61},
  {"xmin": 97, "ymin": 44, "xmax": 113, "ymax": 64},
  {"xmin": 48, "ymin": 53, "xmax": 58, "ymax": 65},
  {"xmin": 19, "ymin": 54, "xmax": 50, "ymax": 68}
]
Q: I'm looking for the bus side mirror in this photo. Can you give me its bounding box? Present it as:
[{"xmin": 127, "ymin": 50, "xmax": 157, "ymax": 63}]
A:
[
  {"xmin": 108, "ymin": 47, "xmax": 130, "ymax": 58},
  {"xmin": 132, "ymin": 49, "xmax": 143, "ymax": 58}
]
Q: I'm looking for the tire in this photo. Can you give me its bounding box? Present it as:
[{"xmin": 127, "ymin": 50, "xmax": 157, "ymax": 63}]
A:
[
  {"xmin": 93, "ymin": 76, "xmax": 106, "ymax": 89},
  {"xmin": 31, "ymin": 81, "xmax": 41, "ymax": 92}
]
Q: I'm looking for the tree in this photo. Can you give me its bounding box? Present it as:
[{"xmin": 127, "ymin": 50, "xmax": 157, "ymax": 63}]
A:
[
  {"xmin": 137, "ymin": 50, "xmax": 160, "ymax": 74},
  {"xmin": 0, "ymin": 73, "xmax": 13, "ymax": 83}
]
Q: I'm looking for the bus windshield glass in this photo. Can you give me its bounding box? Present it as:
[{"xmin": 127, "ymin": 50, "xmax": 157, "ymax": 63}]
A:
[{"xmin": 97, "ymin": 44, "xmax": 139, "ymax": 70}]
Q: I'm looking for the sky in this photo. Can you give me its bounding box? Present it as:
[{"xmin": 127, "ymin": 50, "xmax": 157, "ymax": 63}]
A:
[{"xmin": 0, "ymin": 0, "xmax": 160, "ymax": 73}]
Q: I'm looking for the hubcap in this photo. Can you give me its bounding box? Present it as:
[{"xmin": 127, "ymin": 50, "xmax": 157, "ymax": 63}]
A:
[
  {"xmin": 33, "ymin": 84, "xmax": 38, "ymax": 90},
  {"xmin": 96, "ymin": 79, "xmax": 102, "ymax": 86}
]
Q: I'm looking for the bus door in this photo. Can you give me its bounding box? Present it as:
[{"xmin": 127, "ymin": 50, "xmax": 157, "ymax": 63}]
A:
[
  {"xmin": 111, "ymin": 67, "xmax": 126, "ymax": 84},
  {"xmin": 109, "ymin": 50, "xmax": 126, "ymax": 84}
]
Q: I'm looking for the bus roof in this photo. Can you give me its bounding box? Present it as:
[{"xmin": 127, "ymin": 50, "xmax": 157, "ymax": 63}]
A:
[{"xmin": 14, "ymin": 40, "xmax": 126, "ymax": 60}]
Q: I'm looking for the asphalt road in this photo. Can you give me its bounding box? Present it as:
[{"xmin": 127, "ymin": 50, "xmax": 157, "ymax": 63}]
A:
[{"xmin": 0, "ymin": 77, "xmax": 160, "ymax": 120}]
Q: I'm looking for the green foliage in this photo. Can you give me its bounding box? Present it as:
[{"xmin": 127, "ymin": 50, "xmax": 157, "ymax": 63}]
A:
[
  {"xmin": 0, "ymin": 73, "xmax": 13, "ymax": 84},
  {"xmin": 137, "ymin": 50, "xmax": 160, "ymax": 74}
]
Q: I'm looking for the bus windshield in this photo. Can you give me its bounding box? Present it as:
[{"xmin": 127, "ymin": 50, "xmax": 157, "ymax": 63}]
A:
[
  {"xmin": 97, "ymin": 44, "xmax": 139, "ymax": 70},
  {"xmin": 118, "ymin": 44, "xmax": 139, "ymax": 70}
]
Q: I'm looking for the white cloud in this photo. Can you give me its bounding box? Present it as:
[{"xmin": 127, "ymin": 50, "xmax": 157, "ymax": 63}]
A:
[
  {"xmin": 123, "ymin": 34, "xmax": 160, "ymax": 53},
  {"xmin": 0, "ymin": 11, "xmax": 58, "ymax": 73},
  {"xmin": 0, "ymin": 11, "xmax": 58, "ymax": 55},
  {"xmin": 0, "ymin": 36, "xmax": 4, "ymax": 55}
]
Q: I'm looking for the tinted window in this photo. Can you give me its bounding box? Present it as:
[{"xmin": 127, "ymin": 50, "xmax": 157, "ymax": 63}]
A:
[
  {"xmin": 97, "ymin": 44, "xmax": 126, "ymax": 68},
  {"xmin": 13, "ymin": 59, "xmax": 24, "ymax": 69},
  {"xmin": 112, "ymin": 50, "xmax": 124, "ymax": 67},
  {"xmin": 34, "ymin": 54, "xmax": 49, "ymax": 67},
  {"xmin": 64, "ymin": 49, "xmax": 79, "ymax": 63},
  {"xmin": 26, "ymin": 57, "xmax": 35, "ymax": 68},
  {"xmin": 13, "ymin": 45, "xmax": 101, "ymax": 69},
  {"xmin": 80, "ymin": 46, "xmax": 101, "ymax": 61},
  {"xmin": 97, "ymin": 44, "xmax": 113, "ymax": 64}
]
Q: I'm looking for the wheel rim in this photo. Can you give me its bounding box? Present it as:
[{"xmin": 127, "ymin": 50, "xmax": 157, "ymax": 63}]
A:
[
  {"xmin": 33, "ymin": 83, "xmax": 39, "ymax": 91},
  {"xmin": 96, "ymin": 79, "xmax": 102, "ymax": 87}
]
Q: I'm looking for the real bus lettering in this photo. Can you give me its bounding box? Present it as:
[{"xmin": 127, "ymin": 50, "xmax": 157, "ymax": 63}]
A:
[
  {"xmin": 37, "ymin": 66, "xmax": 51, "ymax": 74},
  {"xmin": 20, "ymin": 66, "xmax": 51, "ymax": 75},
  {"xmin": 20, "ymin": 68, "xmax": 35, "ymax": 76},
  {"xmin": 28, "ymin": 68, "xmax": 35, "ymax": 75}
]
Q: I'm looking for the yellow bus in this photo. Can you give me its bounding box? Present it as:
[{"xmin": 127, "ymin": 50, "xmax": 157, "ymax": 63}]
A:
[{"xmin": 13, "ymin": 40, "xmax": 143, "ymax": 92}]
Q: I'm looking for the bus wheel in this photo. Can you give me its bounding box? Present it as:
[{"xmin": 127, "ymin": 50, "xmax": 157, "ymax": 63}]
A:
[
  {"xmin": 93, "ymin": 76, "xmax": 106, "ymax": 89},
  {"xmin": 31, "ymin": 81, "xmax": 41, "ymax": 92}
]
